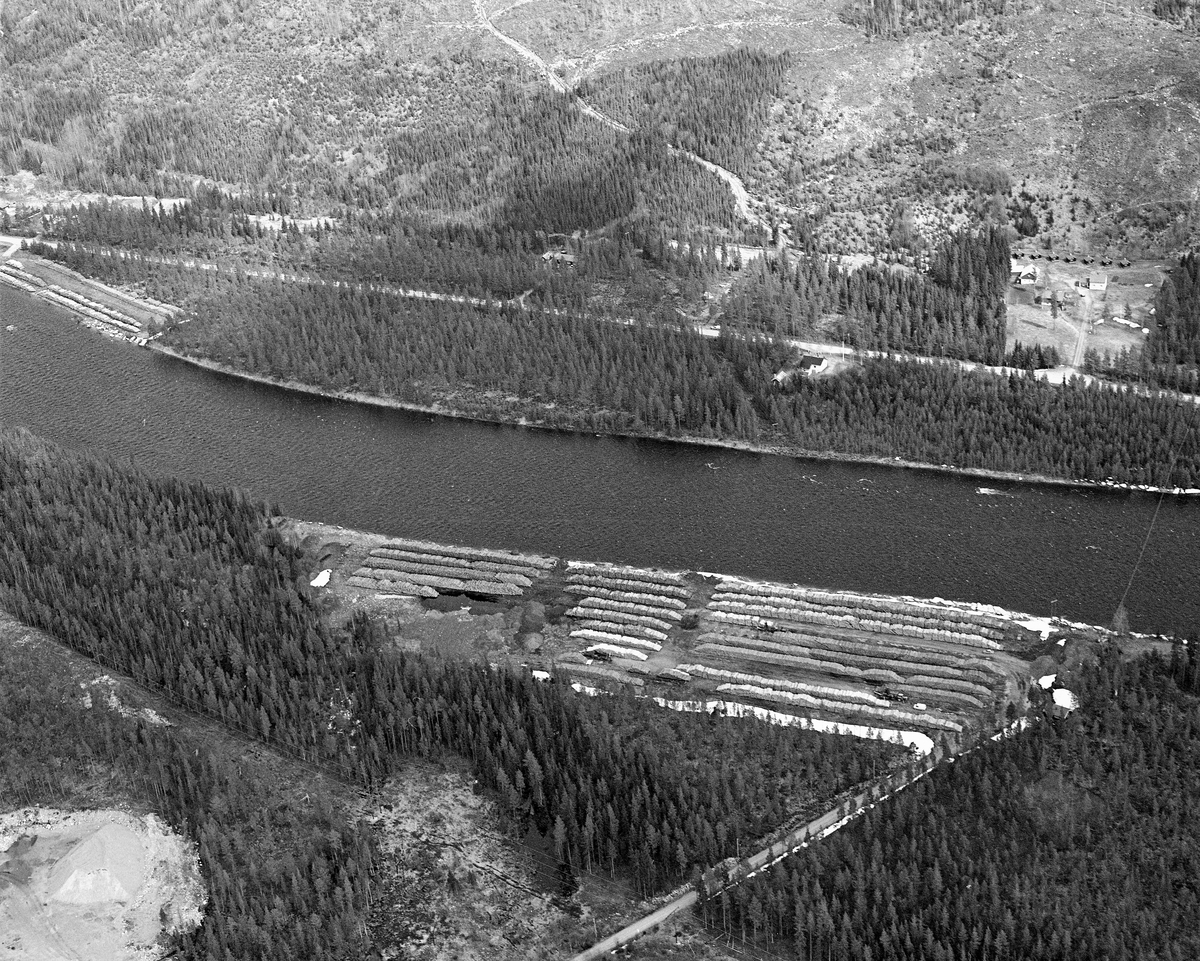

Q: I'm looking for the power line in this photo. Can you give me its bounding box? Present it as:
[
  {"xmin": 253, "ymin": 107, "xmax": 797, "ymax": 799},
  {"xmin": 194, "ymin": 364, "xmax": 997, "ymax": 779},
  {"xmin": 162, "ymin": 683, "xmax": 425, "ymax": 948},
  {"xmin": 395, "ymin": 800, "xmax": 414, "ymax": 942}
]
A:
[{"xmin": 1117, "ymin": 451, "xmax": 1177, "ymax": 617}]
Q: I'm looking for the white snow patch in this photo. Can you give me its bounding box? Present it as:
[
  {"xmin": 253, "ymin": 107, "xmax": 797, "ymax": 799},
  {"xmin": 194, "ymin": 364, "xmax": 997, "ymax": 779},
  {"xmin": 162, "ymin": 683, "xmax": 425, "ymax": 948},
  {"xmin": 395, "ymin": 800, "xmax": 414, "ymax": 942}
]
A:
[
  {"xmin": 1053, "ymin": 688, "xmax": 1079, "ymax": 712},
  {"xmin": 309, "ymin": 569, "xmax": 331, "ymax": 587},
  {"xmin": 531, "ymin": 670, "xmax": 551, "ymax": 682},
  {"xmin": 1037, "ymin": 673, "xmax": 1057, "ymax": 689},
  {"xmin": 651, "ymin": 697, "xmax": 935, "ymax": 754},
  {"xmin": 1019, "ymin": 616, "xmax": 1054, "ymax": 639}
]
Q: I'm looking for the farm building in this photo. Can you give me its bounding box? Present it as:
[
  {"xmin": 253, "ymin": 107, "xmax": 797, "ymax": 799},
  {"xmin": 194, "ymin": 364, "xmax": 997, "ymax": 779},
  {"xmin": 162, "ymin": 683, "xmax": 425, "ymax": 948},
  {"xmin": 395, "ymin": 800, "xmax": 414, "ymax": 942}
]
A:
[
  {"xmin": 541, "ymin": 250, "xmax": 577, "ymax": 267},
  {"xmin": 799, "ymin": 355, "xmax": 827, "ymax": 375},
  {"xmin": 1082, "ymin": 274, "xmax": 1108, "ymax": 291},
  {"xmin": 1010, "ymin": 264, "xmax": 1040, "ymax": 285}
]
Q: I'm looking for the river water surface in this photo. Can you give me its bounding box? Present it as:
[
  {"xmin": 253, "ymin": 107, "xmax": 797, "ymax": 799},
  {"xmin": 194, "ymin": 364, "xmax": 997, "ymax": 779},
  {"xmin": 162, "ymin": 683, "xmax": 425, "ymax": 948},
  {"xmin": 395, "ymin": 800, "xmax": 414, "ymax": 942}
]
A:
[{"xmin": 1, "ymin": 287, "xmax": 1196, "ymax": 635}]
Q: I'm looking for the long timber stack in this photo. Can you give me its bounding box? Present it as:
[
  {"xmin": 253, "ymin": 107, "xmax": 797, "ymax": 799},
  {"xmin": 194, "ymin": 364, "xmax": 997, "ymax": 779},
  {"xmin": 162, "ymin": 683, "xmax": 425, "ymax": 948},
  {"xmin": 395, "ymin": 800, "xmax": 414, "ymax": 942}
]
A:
[
  {"xmin": 564, "ymin": 562, "xmax": 689, "ymax": 662},
  {"xmin": 348, "ymin": 538, "xmax": 556, "ymax": 599}
]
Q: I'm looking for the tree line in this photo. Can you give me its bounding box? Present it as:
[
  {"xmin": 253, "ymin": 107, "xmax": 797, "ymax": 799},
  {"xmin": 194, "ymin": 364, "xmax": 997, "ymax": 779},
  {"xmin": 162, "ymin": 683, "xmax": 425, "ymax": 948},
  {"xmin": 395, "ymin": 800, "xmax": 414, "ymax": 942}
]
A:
[
  {"xmin": 1081, "ymin": 251, "xmax": 1200, "ymax": 394},
  {"xmin": 133, "ymin": 263, "xmax": 1200, "ymax": 486}
]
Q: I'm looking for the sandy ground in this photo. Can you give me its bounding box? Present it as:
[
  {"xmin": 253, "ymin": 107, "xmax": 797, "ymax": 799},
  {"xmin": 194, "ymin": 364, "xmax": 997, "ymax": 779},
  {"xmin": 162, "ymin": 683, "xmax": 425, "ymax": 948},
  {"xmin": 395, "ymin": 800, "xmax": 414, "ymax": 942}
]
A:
[{"xmin": 0, "ymin": 808, "xmax": 205, "ymax": 961}]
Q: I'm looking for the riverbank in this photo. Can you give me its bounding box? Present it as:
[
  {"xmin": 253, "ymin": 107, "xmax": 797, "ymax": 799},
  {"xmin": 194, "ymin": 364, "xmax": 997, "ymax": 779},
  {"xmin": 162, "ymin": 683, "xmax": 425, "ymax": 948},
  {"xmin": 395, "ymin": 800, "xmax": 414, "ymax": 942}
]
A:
[{"xmin": 149, "ymin": 342, "xmax": 1200, "ymax": 498}]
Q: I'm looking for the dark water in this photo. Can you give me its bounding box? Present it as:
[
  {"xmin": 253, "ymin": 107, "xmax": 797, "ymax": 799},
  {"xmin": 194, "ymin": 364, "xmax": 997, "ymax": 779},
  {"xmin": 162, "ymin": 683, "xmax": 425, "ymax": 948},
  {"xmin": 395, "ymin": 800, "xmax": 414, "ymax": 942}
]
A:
[{"xmin": 2, "ymin": 287, "xmax": 1197, "ymax": 635}]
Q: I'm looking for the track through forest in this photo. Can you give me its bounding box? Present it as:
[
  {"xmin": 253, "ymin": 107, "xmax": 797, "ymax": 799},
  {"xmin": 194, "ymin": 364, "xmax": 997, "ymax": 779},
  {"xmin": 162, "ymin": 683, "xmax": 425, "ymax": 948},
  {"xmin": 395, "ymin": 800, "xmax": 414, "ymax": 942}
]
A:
[
  {"xmin": 570, "ymin": 749, "xmax": 945, "ymax": 961},
  {"xmin": 473, "ymin": 0, "xmax": 776, "ymax": 228}
]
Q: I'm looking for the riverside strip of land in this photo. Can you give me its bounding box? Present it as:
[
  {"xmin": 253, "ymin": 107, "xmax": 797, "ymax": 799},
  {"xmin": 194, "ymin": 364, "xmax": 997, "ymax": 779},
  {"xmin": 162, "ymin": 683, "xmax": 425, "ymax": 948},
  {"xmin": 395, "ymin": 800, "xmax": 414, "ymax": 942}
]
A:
[
  {"xmin": 5, "ymin": 239, "xmax": 1198, "ymax": 496},
  {"xmin": 285, "ymin": 517, "xmax": 1084, "ymax": 748}
]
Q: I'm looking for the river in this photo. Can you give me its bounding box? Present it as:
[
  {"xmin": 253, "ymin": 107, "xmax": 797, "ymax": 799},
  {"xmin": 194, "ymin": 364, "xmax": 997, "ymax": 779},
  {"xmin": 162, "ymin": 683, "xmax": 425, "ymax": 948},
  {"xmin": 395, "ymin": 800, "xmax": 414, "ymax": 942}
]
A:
[{"xmin": 1, "ymin": 287, "xmax": 1196, "ymax": 635}]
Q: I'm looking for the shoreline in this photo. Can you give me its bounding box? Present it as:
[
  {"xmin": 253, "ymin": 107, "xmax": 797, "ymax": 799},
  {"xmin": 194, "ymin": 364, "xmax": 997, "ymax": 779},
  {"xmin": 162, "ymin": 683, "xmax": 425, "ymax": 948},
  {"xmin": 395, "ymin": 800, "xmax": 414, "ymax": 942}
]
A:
[{"xmin": 148, "ymin": 343, "xmax": 1200, "ymax": 498}]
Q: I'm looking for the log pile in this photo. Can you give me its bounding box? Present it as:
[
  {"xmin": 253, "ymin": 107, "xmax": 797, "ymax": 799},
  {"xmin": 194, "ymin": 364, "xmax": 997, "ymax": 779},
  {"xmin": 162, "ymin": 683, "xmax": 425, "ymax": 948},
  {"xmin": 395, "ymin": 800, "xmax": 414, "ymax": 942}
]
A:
[
  {"xmin": 349, "ymin": 539, "xmax": 556, "ymax": 599},
  {"xmin": 565, "ymin": 562, "xmax": 691, "ymax": 653}
]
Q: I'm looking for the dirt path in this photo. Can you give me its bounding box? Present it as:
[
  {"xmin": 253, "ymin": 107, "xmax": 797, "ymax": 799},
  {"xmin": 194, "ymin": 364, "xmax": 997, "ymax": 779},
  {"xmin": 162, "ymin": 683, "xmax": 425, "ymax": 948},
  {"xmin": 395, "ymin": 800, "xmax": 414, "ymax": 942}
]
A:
[
  {"xmin": 669, "ymin": 147, "xmax": 756, "ymax": 223},
  {"xmin": 474, "ymin": 0, "xmax": 628, "ymax": 132}
]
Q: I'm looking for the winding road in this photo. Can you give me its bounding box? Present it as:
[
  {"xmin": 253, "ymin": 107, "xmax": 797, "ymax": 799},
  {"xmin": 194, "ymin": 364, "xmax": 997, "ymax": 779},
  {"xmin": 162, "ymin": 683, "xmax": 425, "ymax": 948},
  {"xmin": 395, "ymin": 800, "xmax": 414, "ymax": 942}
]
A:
[{"xmin": 472, "ymin": 0, "xmax": 775, "ymax": 228}]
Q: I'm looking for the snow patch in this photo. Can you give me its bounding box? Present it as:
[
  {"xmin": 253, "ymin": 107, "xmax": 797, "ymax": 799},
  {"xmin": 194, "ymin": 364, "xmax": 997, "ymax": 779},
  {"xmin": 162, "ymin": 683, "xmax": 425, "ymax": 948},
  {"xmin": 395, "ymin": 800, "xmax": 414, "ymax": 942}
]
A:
[
  {"xmin": 1019, "ymin": 616, "xmax": 1054, "ymax": 639},
  {"xmin": 1053, "ymin": 688, "xmax": 1079, "ymax": 712},
  {"xmin": 1037, "ymin": 673, "xmax": 1057, "ymax": 689},
  {"xmin": 309, "ymin": 569, "xmax": 331, "ymax": 587}
]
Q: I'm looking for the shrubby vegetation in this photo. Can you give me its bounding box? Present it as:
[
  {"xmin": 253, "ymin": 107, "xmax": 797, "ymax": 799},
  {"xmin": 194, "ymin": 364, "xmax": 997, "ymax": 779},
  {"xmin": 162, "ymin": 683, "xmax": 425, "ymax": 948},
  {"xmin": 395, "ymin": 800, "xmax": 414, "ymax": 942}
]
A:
[
  {"xmin": 840, "ymin": 0, "xmax": 1024, "ymax": 37},
  {"xmin": 1153, "ymin": 0, "xmax": 1200, "ymax": 30},
  {"xmin": 698, "ymin": 645, "xmax": 1200, "ymax": 959}
]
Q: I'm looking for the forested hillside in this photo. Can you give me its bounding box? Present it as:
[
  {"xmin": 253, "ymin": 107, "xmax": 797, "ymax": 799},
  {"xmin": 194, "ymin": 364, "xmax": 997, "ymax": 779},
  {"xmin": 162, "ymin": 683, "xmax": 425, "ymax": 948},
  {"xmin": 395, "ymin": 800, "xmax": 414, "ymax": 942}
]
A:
[
  {"xmin": 578, "ymin": 49, "xmax": 788, "ymax": 177},
  {"xmin": 0, "ymin": 426, "xmax": 897, "ymax": 897},
  {"xmin": 699, "ymin": 645, "xmax": 1200, "ymax": 959}
]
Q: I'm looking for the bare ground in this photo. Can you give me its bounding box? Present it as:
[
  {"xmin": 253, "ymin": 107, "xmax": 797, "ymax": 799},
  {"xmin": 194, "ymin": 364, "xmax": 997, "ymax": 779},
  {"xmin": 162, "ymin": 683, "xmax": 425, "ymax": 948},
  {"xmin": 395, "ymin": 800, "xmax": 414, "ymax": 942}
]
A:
[{"xmin": 0, "ymin": 808, "xmax": 204, "ymax": 961}]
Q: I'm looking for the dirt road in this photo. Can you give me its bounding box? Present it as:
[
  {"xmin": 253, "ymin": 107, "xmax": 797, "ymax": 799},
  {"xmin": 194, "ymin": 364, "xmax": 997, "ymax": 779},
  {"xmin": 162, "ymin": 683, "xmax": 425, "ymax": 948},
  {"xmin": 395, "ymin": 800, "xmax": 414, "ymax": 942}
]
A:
[
  {"xmin": 468, "ymin": 4, "xmax": 791, "ymax": 227},
  {"xmin": 569, "ymin": 755, "xmax": 939, "ymax": 961}
]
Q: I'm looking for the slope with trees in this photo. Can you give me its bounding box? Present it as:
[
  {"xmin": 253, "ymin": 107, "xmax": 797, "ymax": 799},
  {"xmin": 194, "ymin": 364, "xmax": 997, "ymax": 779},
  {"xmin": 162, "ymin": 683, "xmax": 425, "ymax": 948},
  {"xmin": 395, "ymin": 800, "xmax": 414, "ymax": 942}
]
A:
[{"xmin": 698, "ymin": 644, "xmax": 1200, "ymax": 960}]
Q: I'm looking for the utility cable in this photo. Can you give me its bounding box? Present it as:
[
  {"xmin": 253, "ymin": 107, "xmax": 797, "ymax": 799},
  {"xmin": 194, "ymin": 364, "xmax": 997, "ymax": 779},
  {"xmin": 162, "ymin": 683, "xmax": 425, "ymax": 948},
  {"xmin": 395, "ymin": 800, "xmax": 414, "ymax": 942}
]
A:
[{"xmin": 1117, "ymin": 451, "xmax": 1177, "ymax": 616}]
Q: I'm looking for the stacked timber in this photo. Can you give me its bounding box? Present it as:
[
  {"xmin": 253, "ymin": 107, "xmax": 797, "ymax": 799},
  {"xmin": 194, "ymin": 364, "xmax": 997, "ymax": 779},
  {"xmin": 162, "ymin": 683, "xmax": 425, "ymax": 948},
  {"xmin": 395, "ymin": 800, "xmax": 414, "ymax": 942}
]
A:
[
  {"xmin": 678, "ymin": 664, "xmax": 963, "ymax": 733},
  {"xmin": 712, "ymin": 579, "xmax": 1008, "ymax": 645},
  {"xmin": 688, "ymin": 576, "xmax": 1008, "ymax": 721},
  {"xmin": 350, "ymin": 538, "xmax": 555, "ymax": 599},
  {"xmin": 565, "ymin": 562, "xmax": 691, "ymax": 653}
]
